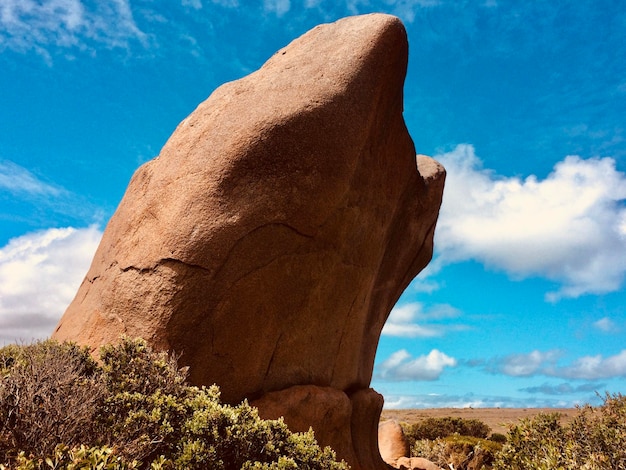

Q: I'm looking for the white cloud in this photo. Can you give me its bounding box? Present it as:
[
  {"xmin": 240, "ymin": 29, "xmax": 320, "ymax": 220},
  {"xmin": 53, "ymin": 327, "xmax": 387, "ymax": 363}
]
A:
[
  {"xmin": 434, "ymin": 144, "xmax": 626, "ymax": 301},
  {"xmin": 491, "ymin": 350, "xmax": 563, "ymax": 377},
  {"xmin": 381, "ymin": 392, "xmax": 588, "ymax": 409},
  {"xmin": 480, "ymin": 349, "xmax": 626, "ymax": 380},
  {"xmin": 0, "ymin": 160, "xmax": 62, "ymax": 196},
  {"xmin": 0, "ymin": 226, "xmax": 101, "ymax": 345},
  {"xmin": 377, "ymin": 349, "xmax": 457, "ymax": 381},
  {"xmin": 0, "ymin": 0, "xmax": 147, "ymax": 57},
  {"xmin": 593, "ymin": 317, "xmax": 618, "ymax": 333},
  {"xmin": 555, "ymin": 350, "xmax": 626, "ymax": 380},
  {"xmin": 382, "ymin": 302, "xmax": 464, "ymax": 338}
]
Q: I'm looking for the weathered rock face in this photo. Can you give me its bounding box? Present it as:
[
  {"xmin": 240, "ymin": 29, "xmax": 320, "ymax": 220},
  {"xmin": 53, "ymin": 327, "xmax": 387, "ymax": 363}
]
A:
[{"xmin": 52, "ymin": 13, "xmax": 445, "ymax": 470}]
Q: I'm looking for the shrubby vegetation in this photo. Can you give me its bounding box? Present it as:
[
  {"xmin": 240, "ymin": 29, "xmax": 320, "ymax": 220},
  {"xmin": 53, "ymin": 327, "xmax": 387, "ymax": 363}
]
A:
[
  {"xmin": 412, "ymin": 435, "xmax": 501, "ymax": 470},
  {"xmin": 403, "ymin": 416, "xmax": 491, "ymax": 445},
  {"xmin": 493, "ymin": 393, "xmax": 626, "ymax": 470},
  {"xmin": 406, "ymin": 394, "xmax": 626, "ymax": 470},
  {"xmin": 3, "ymin": 337, "xmax": 626, "ymax": 469},
  {"xmin": 403, "ymin": 417, "xmax": 501, "ymax": 470},
  {"xmin": 0, "ymin": 338, "xmax": 347, "ymax": 470}
]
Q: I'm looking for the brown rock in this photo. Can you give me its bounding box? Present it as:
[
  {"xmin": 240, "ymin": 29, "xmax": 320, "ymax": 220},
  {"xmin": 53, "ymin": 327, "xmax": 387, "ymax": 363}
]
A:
[
  {"xmin": 252, "ymin": 385, "xmax": 357, "ymax": 465},
  {"xmin": 52, "ymin": 13, "xmax": 445, "ymax": 470},
  {"xmin": 378, "ymin": 420, "xmax": 410, "ymax": 465},
  {"xmin": 253, "ymin": 386, "xmax": 388, "ymax": 469},
  {"xmin": 396, "ymin": 457, "xmax": 443, "ymax": 470}
]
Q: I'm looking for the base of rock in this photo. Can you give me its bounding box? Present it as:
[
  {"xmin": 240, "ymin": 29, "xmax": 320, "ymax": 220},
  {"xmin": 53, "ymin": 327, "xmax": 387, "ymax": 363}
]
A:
[{"xmin": 252, "ymin": 385, "xmax": 387, "ymax": 470}]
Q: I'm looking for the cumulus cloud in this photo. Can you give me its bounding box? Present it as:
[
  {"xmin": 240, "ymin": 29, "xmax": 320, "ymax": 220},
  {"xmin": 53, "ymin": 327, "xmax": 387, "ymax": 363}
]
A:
[
  {"xmin": 0, "ymin": 226, "xmax": 101, "ymax": 345},
  {"xmin": 554, "ymin": 350, "xmax": 626, "ymax": 380},
  {"xmin": 0, "ymin": 0, "xmax": 147, "ymax": 57},
  {"xmin": 377, "ymin": 349, "xmax": 457, "ymax": 381},
  {"xmin": 488, "ymin": 350, "xmax": 563, "ymax": 377},
  {"xmin": 434, "ymin": 144, "xmax": 626, "ymax": 301},
  {"xmin": 382, "ymin": 302, "xmax": 465, "ymax": 338},
  {"xmin": 479, "ymin": 349, "xmax": 626, "ymax": 380}
]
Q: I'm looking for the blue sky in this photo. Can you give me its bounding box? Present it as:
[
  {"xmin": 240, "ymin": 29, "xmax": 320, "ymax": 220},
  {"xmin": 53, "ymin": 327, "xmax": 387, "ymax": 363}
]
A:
[{"xmin": 1, "ymin": 0, "xmax": 625, "ymax": 409}]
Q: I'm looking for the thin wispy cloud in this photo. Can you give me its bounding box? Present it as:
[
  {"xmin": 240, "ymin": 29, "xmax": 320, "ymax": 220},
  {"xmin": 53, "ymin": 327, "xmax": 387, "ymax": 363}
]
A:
[
  {"xmin": 0, "ymin": 226, "xmax": 101, "ymax": 345},
  {"xmin": 0, "ymin": 0, "xmax": 147, "ymax": 58},
  {"xmin": 264, "ymin": 0, "xmax": 291, "ymax": 16},
  {"xmin": 181, "ymin": 0, "xmax": 203, "ymax": 8},
  {"xmin": 0, "ymin": 160, "xmax": 62, "ymax": 196},
  {"xmin": 0, "ymin": 160, "xmax": 103, "ymax": 226},
  {"xmin": 386, "ymin": 0, "xmax": 441, "ymax": 22},
  {"xmin": 593, "ymin": 317, "xmax": 618, "ymax": 333},
  {"xmin": 376, "ymin": 349, "xmax": 457, "ymax": 381},
  {"xmin": 519, "ymin": 382, "xmax": 605, "ymax": 396},
  {"xmin": 434, "ymin": 144, "xmax": 626, "ymax": 301}
]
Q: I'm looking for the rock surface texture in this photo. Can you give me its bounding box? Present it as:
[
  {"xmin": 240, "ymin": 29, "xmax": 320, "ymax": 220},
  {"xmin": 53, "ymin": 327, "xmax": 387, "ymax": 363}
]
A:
[{"xmin": 53, "ymin": 13, "xmax": 445, "ymax": 470}]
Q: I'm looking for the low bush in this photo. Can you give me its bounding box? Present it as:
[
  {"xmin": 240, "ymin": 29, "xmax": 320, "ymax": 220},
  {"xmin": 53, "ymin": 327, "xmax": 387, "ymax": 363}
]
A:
[
  {"xmin": 0, "ymin": 341, "xmax": 104, "ymax": 460},
  {"xmin": 404, "ymin": 416, "xmax": 497, "ymax": 470},
  {"xmin": 412, "ymin": 435, "xmax": 502, "ymax": 470},
  {"xmin": 493, "ymin": 393, "xmax": 626, "ymax": 470},
  {"xmin": 403, "ymin": 416, "xmax": 491, "ymax": 447},
  {"xmin": 488, "ymin": 433, "xmax": 506, "ymax": 444},
  {"xmin": 0, "ymin": 338, "xmax": 348, "ymax": 470}
]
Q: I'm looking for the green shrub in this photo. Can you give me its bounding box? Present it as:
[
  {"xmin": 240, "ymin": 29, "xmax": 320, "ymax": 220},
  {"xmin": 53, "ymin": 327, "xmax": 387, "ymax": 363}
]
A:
[
  {"xmin": 403, "ymin": 416, "xmax": 491, "ymax": 446},
  {"xmin": 493, "ymin": 393, "xmax": 626, "ymax": 470},
  {"xmin": 95, "ymin": 338, "xmax": 193, "ymax": 463},
  {"xmin": 3, "ymin": 444, "xmax": 139, "ymax": 470},
  {"xmin": 488, "ymin": 433, "xmax": 506, "ymax": 444},
  {"xmin": 0, "ymin": 338, "xmax": 348, "ymax": 470},
  {"xmin": 412, "ymin": 435, "xmax": 502, "ymax": 470}
]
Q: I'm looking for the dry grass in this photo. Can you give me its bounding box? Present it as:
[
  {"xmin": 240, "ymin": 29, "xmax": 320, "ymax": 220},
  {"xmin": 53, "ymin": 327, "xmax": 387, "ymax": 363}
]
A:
[{"xmin": 381, "ymin": 407, "xmax": 579, "ymax": 435}]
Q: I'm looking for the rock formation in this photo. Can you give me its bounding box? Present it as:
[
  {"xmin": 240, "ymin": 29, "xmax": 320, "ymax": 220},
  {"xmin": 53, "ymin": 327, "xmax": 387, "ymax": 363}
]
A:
[
  {"xmin": 53, "ymin": 13, "xmax": 445, "ymax": 470},
  {"xmin": 378, "ymin": 420, "xmax": 410, "ymax": 465},
  {"xmin": 378, "ymin": 420, "xmax": 443, "ymax": 470},
  {"xmin": 396, "ymin": 457, "xmax": 444, "ymax": 470}
]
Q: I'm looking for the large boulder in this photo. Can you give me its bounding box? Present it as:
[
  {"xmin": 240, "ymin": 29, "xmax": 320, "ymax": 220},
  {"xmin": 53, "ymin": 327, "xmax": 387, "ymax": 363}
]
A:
[
  {"xmin": 53, "ymin": 13, "xmax": 445, "ymax": 469},
  {"xmin": 378, "ymin": 420, "xmax": 410, "ymax": 465}
]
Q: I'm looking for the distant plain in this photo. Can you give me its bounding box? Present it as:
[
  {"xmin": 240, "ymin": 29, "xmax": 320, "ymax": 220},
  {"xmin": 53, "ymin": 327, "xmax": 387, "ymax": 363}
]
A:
[{"xmin": 381, "ymin": 408, "xmax": 580, "ymax": 435}]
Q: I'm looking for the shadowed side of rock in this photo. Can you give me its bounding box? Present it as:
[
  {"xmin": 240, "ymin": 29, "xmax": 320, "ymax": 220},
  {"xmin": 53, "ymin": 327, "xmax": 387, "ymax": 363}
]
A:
[{"xmin": 53, "ymin": 13, "xmax": 445, "ymax": 470}]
